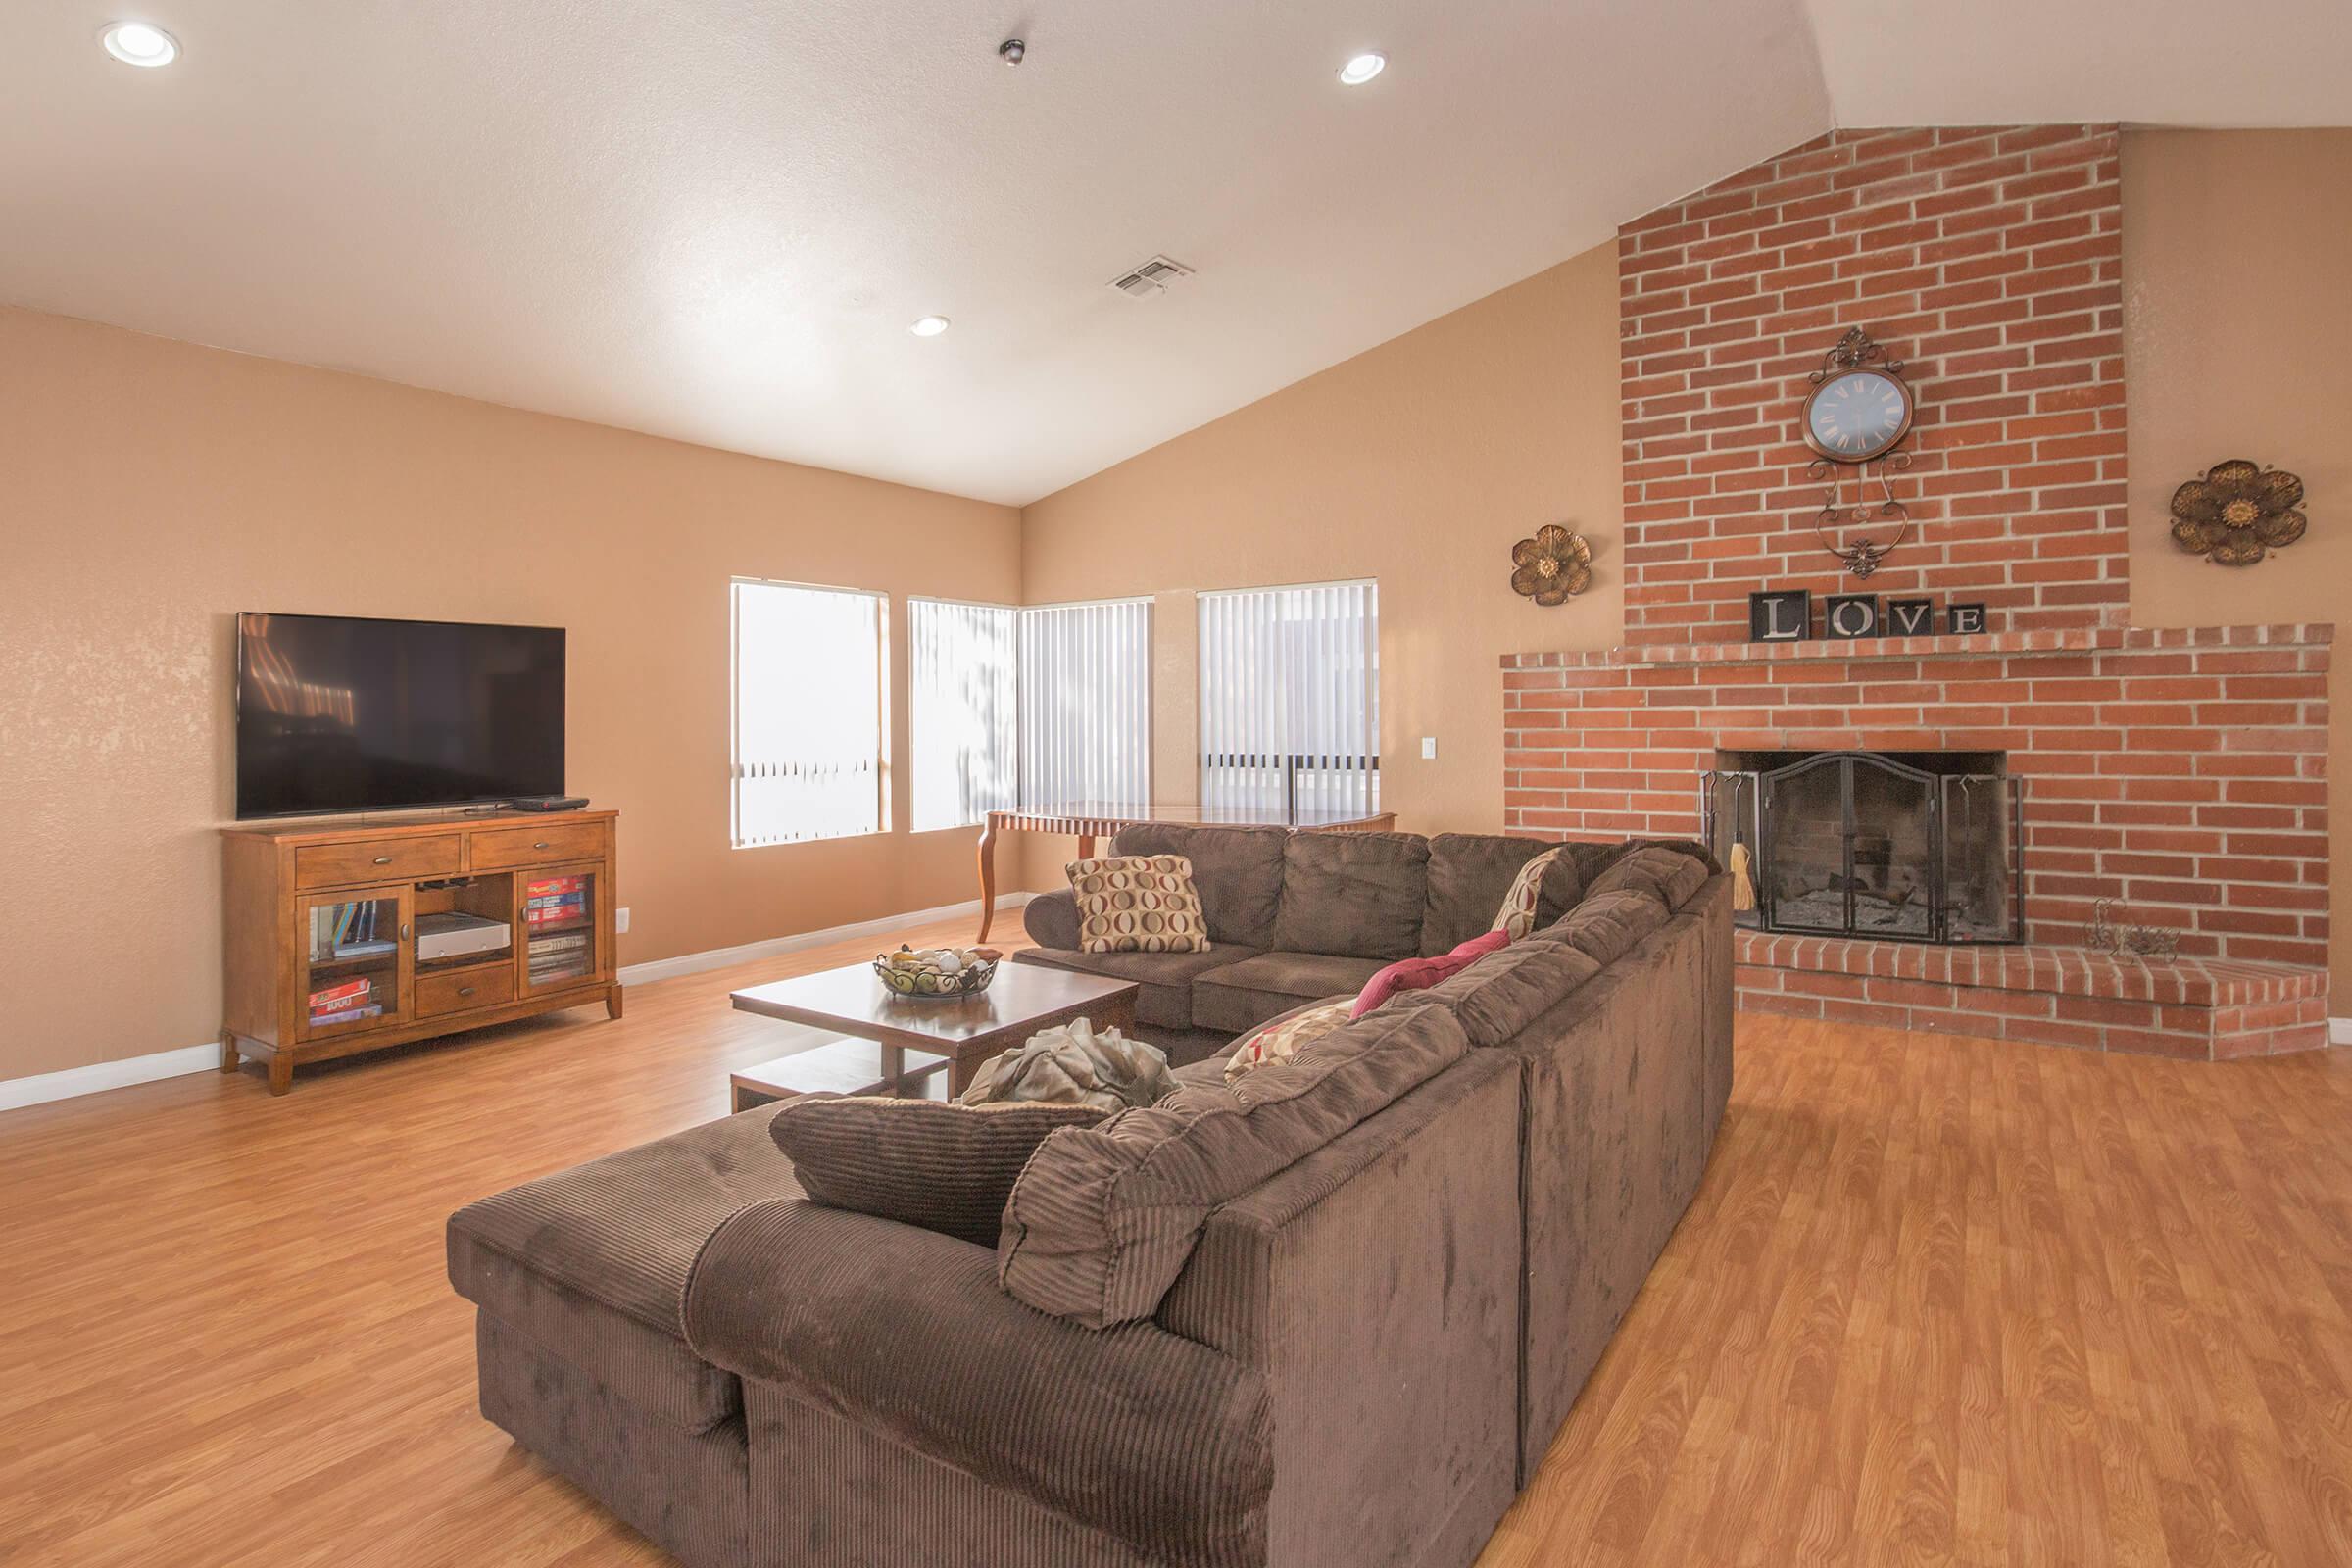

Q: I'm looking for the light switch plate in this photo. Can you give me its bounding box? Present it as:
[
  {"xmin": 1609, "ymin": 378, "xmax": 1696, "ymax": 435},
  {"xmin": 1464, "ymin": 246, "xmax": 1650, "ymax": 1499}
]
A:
[
  {"xmin": 615, "ymin": 906, "xmax": 631, "ymax": 934},
  {"xmin": 1421, "ymin": 736, "xmax": 1438, "ymax": 760}
]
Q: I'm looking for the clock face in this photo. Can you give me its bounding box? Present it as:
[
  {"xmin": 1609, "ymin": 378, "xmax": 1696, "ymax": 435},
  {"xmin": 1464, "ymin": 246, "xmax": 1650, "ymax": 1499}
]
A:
[{"xmin": 1804, "ymin": 368, "xmax": 1912, "ymax": 463}]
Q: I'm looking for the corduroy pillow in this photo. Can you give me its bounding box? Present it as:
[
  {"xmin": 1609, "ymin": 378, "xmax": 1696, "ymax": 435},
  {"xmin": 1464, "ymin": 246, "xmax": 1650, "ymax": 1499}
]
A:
[
  {"xmin": 1067, "ymin": 854, "xmax": 1212, "ymax": 954},
  {"xmin": 771, "ymin": 1096, "xmax": 1105, "ymax": 1248}
]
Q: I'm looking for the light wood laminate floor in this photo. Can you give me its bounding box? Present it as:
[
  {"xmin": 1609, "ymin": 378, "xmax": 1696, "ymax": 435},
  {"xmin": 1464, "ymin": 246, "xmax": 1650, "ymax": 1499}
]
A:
[{"xmin": 4, "ymin": 919, "xmax": 2348, "ymax": 1567}]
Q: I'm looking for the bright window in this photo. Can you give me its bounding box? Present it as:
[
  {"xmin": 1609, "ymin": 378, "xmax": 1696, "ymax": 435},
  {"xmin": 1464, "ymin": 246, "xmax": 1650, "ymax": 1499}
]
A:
[
  {"xmin": 908, "ymin": 598, "xmax": 1019, "ymax": 832},
  {"xmin": 1198, "ymin": 580, "xmax": 1379, "ymax": 820},
  {"xmin": 730, "ymin": 579, "xmax": 885, "ymax": 847},
  {"xmin": 1018, "ymin": 598, "xmax": 1152, "ymax": 811}
]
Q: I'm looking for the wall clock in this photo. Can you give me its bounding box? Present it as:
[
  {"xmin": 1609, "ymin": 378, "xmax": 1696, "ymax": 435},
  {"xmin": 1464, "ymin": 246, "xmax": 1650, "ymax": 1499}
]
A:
[
  {"xmin": 1800, "ymin": 327, "xmax": 1917, "ymax": 578},
  {"xmin": 1803, "ymin": 364, "xmax": 1914, "ymax": 463}
]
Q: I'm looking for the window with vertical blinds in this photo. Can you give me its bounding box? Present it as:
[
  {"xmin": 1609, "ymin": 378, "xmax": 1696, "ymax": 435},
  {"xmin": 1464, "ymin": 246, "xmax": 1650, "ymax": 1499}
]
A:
[
  {"xmin": 1198, "ymin": 580, "xmax": 1379, "ymax": 821},
  {"xmin": 1018, "ymin": 598, "xmax": 1152, "ymax": 812},
  {"xmin": 730, "ymin": 579, "xmax": 885, "ymax": 847},
  {"xmin": 908, "ymin": 598, "xmax": 1019, "ymax": 832}
]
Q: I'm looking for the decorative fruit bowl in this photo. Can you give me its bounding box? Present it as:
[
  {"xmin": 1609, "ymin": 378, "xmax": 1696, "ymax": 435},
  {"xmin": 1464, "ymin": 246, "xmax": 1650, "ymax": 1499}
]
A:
[{"xmin": 873, "ymin": 945, "xmax": 1001, "ymax": 1000}]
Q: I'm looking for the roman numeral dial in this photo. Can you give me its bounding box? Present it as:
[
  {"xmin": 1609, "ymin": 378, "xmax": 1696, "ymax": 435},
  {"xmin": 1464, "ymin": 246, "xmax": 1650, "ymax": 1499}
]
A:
[{"xmin": 1803, "ymin": 368, "xmax": 1913, "ymax": 464}]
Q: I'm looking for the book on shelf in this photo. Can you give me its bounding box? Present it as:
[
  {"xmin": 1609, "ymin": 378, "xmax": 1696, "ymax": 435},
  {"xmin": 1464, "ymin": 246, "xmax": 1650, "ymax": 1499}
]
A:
[
  {"xmin": 530, "ymin": 931, "xmax": 591, "ymax": 952},
  {"xmin": 525, "ymin": 875, "xmax": 586, "ymax": 900},
  {"xmin": 308, "ymin": 977, "xmax": 371, "ymax": 1011},
  {"xmin": 309, "ymin": 1003, "xmax": 384, "ymax": 1026}
]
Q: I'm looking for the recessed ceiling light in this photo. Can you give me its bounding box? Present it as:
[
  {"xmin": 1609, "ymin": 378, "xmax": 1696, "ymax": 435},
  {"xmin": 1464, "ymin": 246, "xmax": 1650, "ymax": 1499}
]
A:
[
  {"xmin": 1338, "ymin": 51, "xmax": 1386, "ymax": 86},
  {"xmin": 101, "ymin": 21, "xmax": 180, "ymax": 68},
  {"xmin": 909, "ymin": 316, "xmax": 951, "ymax": 338}
]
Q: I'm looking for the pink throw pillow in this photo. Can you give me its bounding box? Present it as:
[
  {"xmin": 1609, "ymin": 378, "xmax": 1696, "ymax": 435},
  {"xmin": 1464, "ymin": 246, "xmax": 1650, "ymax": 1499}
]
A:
[{"xmin": 1350, "ymin": 929, "xmax": 1510, "ymax": 1018}]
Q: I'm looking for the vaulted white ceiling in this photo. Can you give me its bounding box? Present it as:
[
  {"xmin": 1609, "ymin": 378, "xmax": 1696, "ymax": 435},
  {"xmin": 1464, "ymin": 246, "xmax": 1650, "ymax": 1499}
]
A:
[{"xmin": 2, "ymin": 2, "xmax": 2344, "ymax": 505}]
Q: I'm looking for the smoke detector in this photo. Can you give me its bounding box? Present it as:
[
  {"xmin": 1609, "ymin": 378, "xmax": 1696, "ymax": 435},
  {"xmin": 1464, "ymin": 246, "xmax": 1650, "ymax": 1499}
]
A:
[{"xmin": 1108, "ymin": 256, "xmax": 1194, "ymax": 298}]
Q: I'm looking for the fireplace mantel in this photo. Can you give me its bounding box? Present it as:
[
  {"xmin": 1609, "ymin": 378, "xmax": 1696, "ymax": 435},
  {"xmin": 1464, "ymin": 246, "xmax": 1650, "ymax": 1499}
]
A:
[{"xmin": 1518, "ymin": 621, "xmax": 2332, "ymax": 673}]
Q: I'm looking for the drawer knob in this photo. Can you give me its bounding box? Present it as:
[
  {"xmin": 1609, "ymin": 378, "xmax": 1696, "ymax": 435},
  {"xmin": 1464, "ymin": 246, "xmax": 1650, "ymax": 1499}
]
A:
[
  {"xmin": 533, "ymin": 841, "xmax": 551, "ymax": 850},
  {"xmin": 458, "ymin": 986, "xmax": 476, "ymax": 999},
  {"xmin": 373, "ymin": 856, "xmax": 393, "ymax": 865}
]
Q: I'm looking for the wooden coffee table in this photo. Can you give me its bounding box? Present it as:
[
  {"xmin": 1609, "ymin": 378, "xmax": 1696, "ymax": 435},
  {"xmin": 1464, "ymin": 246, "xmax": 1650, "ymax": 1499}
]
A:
[{"xmin": 728, "ymin": 959, "xmax": 1139, "ymax": 1103}]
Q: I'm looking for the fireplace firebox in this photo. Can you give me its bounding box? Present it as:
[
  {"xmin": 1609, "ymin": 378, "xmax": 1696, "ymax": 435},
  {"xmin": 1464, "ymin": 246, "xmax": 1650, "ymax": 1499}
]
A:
[{"xmin": 1701, "ymin": 750, "xmax": 2022, "ymax": 945}]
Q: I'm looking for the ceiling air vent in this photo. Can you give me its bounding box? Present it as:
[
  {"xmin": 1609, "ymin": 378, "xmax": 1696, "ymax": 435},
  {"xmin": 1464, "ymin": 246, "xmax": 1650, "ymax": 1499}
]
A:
[{"xmin": 1109, "ymin": 256, "xmax": 1194, "ymax": 298}]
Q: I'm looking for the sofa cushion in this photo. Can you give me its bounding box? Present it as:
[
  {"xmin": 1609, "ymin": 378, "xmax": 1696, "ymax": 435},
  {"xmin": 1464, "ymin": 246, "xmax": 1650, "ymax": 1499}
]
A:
[
  {"xmin": 1111, "ymin": 822, "xmax": 1290, "ymax": 950},
  {"xmin": 1011, "ymin": 943, "xmax": 1261, "ymax": 1031},
  {"xmin": 1419, "ymin": 833, "xmax": 1585, "ymax": 955},
  {"xmin": 771, "ymin": 1096, "xmax": 1107, "ymax": 1248},
  {"xmin": 1000, "ymin": 1002, "xmax": 1471, "ymax": 1328},
  {"xmin": 1067, "ymin": 854, "xmax": 1211, "ymax": 954},
  {"xmin": 1582, "ymin": 844, "xmax": 1712, "ymax": 912},
  {"xmin": 1192, "ymin": 951, "xmax": 1390, "ymax": 1035},
  {"xmin": 1529, "ymin": 888, "xmax": 1671, "ymax": 968},
  {"xmin": 1423, "ymin": 942, "xmax": 1605, "ymax": 1049},
  {"xmin": 446, "ymin": 1104, "xmax": 801, "ymax": 1433},
  {"xmin": 1270, "ymin": 831, "xmax": 1431, "ymax": 960}
]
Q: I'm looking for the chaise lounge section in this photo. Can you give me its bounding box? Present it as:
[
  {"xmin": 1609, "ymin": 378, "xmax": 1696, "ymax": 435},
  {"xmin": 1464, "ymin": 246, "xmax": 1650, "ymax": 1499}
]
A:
[{"xmin": 446, "ymin": 826, "xmax": 1731, "ymax": 1566}]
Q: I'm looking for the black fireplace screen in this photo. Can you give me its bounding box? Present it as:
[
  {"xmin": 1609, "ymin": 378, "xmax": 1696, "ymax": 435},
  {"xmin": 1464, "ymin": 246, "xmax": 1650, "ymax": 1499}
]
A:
[{"xmin": 1702, "ymin": 750, "xmax": 2022, "ymax": 944}]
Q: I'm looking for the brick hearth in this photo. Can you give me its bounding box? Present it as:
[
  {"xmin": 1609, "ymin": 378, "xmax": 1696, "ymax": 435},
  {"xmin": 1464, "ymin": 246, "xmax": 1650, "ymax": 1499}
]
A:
[{"xmin": 1501, "ymin": 625, "xmax": 2332, "ymax": 1058}]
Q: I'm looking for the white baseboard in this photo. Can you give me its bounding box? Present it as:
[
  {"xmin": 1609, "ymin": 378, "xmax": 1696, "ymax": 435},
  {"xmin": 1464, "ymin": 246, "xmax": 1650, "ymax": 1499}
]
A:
[
  {"xmin": 0, "ymin": 894, "xmax": 1037, "ymax": 1116},
  {"xmin": 0, "ymin": 1041, "xmax": 223, "ymax": 1114},
  {"xmin": 2332, "ymin": 1017, "xmax": 2352, "ymax": 1047},
  {"xmin": 613, "ymin": 892, "xmax": 1033, "ymax": 987}
]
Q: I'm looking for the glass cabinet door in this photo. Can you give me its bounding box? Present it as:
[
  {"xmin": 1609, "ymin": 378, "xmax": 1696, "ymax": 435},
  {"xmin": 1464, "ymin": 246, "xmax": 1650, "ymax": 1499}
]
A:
[
  {"xmin": 297, "ymin": 887, "xmax": 410, "ymax": 1039},
  {"xmin": 518, "ymin": 865, "xmax": 605, "ymax": 993}
]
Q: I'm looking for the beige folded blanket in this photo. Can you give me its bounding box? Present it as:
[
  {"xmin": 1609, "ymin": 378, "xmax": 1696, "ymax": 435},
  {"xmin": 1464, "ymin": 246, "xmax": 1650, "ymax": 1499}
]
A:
[{"xmin": 958, "ymin": 1017, "xmax": 1173, "ymax": 1114}]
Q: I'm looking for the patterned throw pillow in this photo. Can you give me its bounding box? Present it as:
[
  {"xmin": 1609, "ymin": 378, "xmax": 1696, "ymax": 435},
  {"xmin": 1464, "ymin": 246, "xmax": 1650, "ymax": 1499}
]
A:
[
  {"xmin": 1491, "ymin": 845, "xmax": 1570, "ymax": 940},
  {"xmin": 1223, "ymin": 999, "xmax": 1354, "ymax": 1084},
  {"xmin": 1068, "ymin": 855, "xmax": 1211, "ymax": 955}
]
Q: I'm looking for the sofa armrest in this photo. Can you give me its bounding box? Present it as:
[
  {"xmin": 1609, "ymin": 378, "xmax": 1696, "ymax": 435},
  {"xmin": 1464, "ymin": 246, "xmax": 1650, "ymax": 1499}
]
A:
[
  {"xmin": 1022, "ymin": 887, "xmax": 1081, "ymax": 950},
  {"xmin": 684, "ymin": 1198, "xmax": 1272, "ymax": 1568}
]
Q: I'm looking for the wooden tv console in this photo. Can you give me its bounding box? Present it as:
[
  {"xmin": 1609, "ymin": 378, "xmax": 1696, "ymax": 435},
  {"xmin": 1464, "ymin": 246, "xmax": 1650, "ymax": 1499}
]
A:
[{"xmin": 219, "ymin": 809, "xmax": 622, "ymax": 1095}]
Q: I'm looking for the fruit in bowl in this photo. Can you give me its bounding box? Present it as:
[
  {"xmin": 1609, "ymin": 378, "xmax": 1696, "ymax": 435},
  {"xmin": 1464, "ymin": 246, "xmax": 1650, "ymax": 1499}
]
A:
[{"xmin": 873, "ymin": 945, "xmax": 1001, "ymax": 999}]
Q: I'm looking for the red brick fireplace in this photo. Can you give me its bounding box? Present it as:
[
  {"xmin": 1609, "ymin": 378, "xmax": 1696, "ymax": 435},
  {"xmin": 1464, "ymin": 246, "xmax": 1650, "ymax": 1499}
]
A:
[{"xmin": 1502, "ymin": 125, "xmax": 2331, "ymax": 1058}]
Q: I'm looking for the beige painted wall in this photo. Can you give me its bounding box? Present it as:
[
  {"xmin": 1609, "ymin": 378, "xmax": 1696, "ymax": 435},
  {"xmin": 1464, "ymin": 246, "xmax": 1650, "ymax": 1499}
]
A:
[
  {"xmin": 2123, "ymin": 127, "xmax": 2352, "ymax": 1001},
  {"xmin": 1016, "ymin": 245, "xmax": 1627, "ymax": 885},
  {"xmin": 0, "ymin": 308, "xmax": 1021, "ymax": 1082}
]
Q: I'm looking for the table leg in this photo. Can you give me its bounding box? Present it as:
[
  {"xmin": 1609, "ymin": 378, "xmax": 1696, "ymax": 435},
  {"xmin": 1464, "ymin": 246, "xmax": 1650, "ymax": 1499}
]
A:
[
  {"xmin": 1077, "ymin": 833, "xmax": 1097, "ymax": 859},
  {"xmin": 975, "ymin": 818, "xmax": 999, "ymax": 942},
  {"xmin": 948, "ymin": 1051, "xmax": 981, "ymax": 1100},
  {"xmin": 882, "ymin": 1042, "xmax": 907, "ymax": 1097}
]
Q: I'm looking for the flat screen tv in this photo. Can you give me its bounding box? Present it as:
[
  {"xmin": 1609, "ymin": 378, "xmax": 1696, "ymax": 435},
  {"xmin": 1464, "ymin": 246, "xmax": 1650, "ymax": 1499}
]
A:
[{"xmin": 235, "ymin": 612, "xmax": 565, "ymax": 819}]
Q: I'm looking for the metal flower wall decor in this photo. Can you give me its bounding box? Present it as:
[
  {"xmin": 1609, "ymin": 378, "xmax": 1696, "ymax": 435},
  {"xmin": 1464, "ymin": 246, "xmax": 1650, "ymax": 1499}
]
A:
[
  {"xmin": 1510, "ymin": 525, "xmax": 1592, "ymax": 607},
  {"xmin": 2170, "ymin": 459, "xmax": 2309, "ymax": 566}
]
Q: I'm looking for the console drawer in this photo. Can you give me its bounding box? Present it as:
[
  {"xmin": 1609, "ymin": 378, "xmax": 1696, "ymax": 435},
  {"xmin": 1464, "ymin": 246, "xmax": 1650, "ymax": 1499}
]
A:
[
  {"xmin": 416, "ymin": 965, "xmax": 515, "ymax": 1018},
  {"xmin": 470, "ymin": 820, "xmax": 608, "ymax": 870},
  {"xmin": 293, "ymin": 834, "xmax": 463, "ymax": 890}
]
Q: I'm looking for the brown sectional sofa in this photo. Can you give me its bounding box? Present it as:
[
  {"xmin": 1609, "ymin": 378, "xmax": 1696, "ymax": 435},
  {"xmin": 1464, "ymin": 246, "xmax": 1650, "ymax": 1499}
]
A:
[
  {"xmin": 446, "ymin": 826, "xmax": 1731, "ymax": 1568},
  {"xmin": 1017, "ymin": 825, "xmax": 1592, "ymax": 1058}
]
